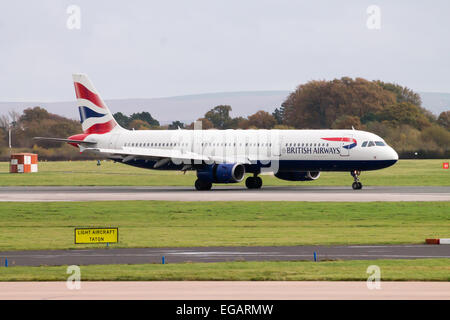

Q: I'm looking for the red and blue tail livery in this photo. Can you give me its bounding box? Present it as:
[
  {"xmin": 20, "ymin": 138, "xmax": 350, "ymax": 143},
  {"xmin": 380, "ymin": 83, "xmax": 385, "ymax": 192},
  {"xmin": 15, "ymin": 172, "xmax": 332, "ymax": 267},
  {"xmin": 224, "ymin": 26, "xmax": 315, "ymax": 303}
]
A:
[{"xmin": 72, "ymin": 74, "xmax": 122, "ymax": 134}]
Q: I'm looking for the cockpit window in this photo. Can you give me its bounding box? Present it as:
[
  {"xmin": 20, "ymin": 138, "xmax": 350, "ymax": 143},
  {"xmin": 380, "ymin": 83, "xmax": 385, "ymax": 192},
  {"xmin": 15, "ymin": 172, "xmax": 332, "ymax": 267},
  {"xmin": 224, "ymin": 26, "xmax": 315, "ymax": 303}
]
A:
[
  {"xmin": 361, "ymin": 141, "xmax": 368, "ymax": 147},
  {"xmin": 368, "ymin": 141, "xmax": 375, "ymax": 147},
  {"xmin": 375, "ymin": 141, "xmax": 386, "ymax": 146}
]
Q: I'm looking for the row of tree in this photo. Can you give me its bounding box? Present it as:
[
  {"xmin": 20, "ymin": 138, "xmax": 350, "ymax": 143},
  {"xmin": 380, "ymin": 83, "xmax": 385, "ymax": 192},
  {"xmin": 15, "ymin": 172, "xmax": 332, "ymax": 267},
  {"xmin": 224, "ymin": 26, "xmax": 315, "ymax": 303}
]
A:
[
  {"xmin": 112, "ymin": 105, "xmax": 281, "ymax": 131},
  {"xmin": 277, "ymin": 78, "xmax": 449, "ymax": 157},
  {"xmin": 179, "ymin": 78, "xmax": 449, "ymax": 157},
  {"xmin": 0, "ymin": 77, "xmax": 449, "ymax": 160},
  {"xmin": 0, "ymin": 108, "xmax": 97, "ymax": 160},
  {"xmin": 113, "ymin": 112, "xmax": 160, "ymax": 129}
]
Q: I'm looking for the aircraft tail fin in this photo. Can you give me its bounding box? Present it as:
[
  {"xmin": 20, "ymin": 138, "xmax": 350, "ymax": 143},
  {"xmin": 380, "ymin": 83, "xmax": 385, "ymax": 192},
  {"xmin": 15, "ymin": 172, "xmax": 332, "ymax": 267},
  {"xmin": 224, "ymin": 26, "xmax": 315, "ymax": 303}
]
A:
[{"xmin": 72, "ymin": 74, "xmax": 124, "ymax": 134}]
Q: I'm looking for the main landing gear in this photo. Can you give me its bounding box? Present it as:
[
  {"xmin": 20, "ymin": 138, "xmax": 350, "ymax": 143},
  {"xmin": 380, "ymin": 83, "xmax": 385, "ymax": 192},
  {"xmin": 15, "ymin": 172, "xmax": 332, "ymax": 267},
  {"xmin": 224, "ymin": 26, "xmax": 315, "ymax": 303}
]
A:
[
  {"xmin": 195, "ymin": 179, "xmax": 212, "ymax": 191},
  {"xmin": 245, "ymin": 175, "xmax": 262, "ymax": 189},
  {"xmin": 351, "ymin": 170, "xmax": 363, "ymax": 190},
  {"xmin": 194, "ymin": 175, "xmax": 263, "ymax": 191}
]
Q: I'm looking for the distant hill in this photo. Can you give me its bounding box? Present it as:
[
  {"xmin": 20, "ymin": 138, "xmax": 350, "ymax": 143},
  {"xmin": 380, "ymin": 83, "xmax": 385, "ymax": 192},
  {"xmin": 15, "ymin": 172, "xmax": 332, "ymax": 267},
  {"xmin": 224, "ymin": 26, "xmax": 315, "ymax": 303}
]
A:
[
  {"xmin": 418, "ymin": 92, "xmax": 450, "ymax": 115},
  {"xmin": 0, "ymin": 90, "xmax": 448, "ymax": 124},
  {"xmin": 0, "ymin": 91, "xmax": 290, "ymax": 125}
]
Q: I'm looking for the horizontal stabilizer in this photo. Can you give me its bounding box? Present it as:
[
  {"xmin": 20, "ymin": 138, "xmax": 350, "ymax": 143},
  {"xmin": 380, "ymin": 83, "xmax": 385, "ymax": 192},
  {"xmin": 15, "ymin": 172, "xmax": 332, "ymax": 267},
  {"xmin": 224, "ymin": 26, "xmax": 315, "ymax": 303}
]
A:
[{"xmin": 33, "ymin": 137, "xmax": 96, "ymax": 145}]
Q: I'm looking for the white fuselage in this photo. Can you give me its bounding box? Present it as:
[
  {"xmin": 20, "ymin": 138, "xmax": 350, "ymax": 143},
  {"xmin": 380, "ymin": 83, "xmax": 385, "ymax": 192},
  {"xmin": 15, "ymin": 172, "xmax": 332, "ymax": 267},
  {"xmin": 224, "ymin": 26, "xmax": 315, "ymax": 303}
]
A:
[
  {"xmin": 63, "ymin": 74, "xmax": 398, "ymax": 189},
  {"xmin": 84, "ymin": 128, "xmax": 398, "ymax": 173}
]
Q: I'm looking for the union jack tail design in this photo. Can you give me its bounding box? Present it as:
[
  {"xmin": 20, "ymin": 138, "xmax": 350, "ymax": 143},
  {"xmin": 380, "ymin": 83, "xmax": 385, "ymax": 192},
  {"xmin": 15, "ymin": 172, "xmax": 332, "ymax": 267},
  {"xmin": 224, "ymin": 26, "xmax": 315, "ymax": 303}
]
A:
[{"xmin": 73, "ymin": 74, "xmax": 123, "ymax": 134}]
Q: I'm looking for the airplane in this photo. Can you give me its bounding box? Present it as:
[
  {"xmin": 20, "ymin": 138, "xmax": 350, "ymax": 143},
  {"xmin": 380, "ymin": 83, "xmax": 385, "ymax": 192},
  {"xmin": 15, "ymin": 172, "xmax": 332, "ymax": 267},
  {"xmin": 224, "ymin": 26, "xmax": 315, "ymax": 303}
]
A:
[{"xmin": 35, "ymin": 74, "xmax": 399, "ymax": 191}]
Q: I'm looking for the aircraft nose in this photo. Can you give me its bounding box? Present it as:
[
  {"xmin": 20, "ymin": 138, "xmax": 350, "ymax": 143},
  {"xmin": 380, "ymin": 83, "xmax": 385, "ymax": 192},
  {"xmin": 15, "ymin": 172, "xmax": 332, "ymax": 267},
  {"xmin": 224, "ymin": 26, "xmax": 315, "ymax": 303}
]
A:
[{"xmin": 390, "ymin": 147, "xmax": 399, "ymax": 161}]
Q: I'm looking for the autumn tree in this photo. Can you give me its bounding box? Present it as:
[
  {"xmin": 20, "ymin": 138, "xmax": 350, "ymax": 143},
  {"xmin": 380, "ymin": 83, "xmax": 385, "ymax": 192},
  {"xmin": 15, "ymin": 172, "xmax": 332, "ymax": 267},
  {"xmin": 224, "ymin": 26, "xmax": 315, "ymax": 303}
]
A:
[
  {"xmin": 204, "ymin": 105, "xmax": 233, "ymax": 129},
  {"xmin": 130, "ymin": 112, "xmax": 159, "ymax": 127},
  {"xmin": 18, "ymin": 107, "xmax": 81, "ymax": 148},
  {"xmin": 282, "ymin": 77, "xmax": 396, "ymax": 129},
  {"xmin": 128, "ymin": 119, "xmax": 151, "ymax": 130},
  {"xmin": 0, "ymin": 129, "xmax": 6, "ymax": 149},
  {"xmin": 186, "ymin": 118, "xmax": 214, "ymax": 130},
  {"xmin": 421, "ymin": 125, "xmax": 450, "ymax": 148},
  {"xmin": 168, "ymin": 121, "xmax": 185, "ymax": 130},
  {"xmin": 374, "ymin": 81, "xmax": 422, "ymax": 107},
  {"xmin": 247, "ymin": 110, "xmax": 277, "ymax": 129},
  {"xmin": 331, "ymin": 115, "xmax": 362, "ymax": 129},
  {"xmin": 374, "ymin": 80, "xmax": 437, "ymax": 123},
  {"xmin": 0, "ymin": 115, "xmax": 10, "ymax": 148},
  {"xmin": 113, "ymin": 111, "xmax": 160, "ymax": 129},
  {"xmin": 234, "ymin": 117, "xmax": 250, "ymax": 129},
  {"xmin": 374, "ymin": 102, "xmax": 431, "ymax": 129},
  {"xmin": 272, "ymin": 107, "xmax": 284, "ymax": 124},
  {"xmin": 113, "ymin": 112, "xmax": 131, "ymax": 128},
  {"xmin": 437, "ymin": 111, "xmax": 450, "ymax": 130}
]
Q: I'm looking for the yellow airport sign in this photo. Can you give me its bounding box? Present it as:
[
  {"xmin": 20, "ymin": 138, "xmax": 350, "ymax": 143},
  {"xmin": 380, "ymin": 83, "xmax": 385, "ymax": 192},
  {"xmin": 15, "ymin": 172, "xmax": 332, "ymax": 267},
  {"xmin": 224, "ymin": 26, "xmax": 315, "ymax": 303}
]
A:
[{"xmin": 75, "ymin": 227, "xmax": 118, "ymax": 244}]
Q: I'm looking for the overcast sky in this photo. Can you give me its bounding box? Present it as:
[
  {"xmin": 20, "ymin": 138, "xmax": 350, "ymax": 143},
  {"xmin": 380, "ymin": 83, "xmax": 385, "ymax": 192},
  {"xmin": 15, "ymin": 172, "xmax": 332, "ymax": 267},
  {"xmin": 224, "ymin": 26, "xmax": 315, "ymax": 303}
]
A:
[{"xmin": 1, "ymin": 0, "xmax": 449, "ymax": 101}]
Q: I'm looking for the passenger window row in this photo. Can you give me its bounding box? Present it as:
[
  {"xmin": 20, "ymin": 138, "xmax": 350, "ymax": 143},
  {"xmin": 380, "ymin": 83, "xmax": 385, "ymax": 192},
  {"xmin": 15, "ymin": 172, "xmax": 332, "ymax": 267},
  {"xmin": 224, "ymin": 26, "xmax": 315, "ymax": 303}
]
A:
[
  {"xmin": 285, "ymin": 142, "xmax": 329, "ymax": 147},
  {"xmin": 201, "ymin": 142, "xmax": 272, "ymax": 147},
  {"xmin": 125, "ymin": 142, "xmax": 189, "ymax": 147},
  {"xmin": 124, "ymin": 142, "xmax": 273, "ymax": 148}
]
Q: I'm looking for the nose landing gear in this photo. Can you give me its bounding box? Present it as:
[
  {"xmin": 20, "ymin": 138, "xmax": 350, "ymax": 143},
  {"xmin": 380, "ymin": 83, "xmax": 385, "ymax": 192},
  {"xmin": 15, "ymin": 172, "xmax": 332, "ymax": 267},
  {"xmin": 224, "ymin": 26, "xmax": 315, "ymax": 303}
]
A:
[{"xmin": 351, "ymin": 170, "xmax": 363, "ymax": 190}]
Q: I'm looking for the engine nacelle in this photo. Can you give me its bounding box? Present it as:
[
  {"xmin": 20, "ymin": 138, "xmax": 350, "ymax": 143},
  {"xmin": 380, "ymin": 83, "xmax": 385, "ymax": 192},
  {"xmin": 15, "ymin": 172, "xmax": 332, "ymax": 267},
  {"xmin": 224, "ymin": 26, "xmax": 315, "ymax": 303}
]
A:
[
  {"xmin": 197, "ymin": 163, "xmax": 246, "ymax": 183},
  {"xmin": 274, "ymin": 171, "xmax": 321, "ymax": 181}
]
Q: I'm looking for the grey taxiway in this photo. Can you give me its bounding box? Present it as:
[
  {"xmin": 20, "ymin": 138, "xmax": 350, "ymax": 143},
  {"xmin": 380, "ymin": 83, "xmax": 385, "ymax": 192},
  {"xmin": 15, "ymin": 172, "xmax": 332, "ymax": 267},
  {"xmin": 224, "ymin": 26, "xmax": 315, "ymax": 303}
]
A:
[
  {"xmin": 1, "ymin": 244, "xmax": 448, "ymax": 267},
  {"xmin": 0, "ymin": 185, "xmax": 449, "ymax": 201}
]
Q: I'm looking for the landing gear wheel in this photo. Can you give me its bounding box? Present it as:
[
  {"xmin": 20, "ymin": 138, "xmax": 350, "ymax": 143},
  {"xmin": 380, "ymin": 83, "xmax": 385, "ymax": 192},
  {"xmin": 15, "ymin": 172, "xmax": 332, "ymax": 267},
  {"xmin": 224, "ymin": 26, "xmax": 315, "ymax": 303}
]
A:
[
  {"xmin": 254, "ymin": 176, "xmax": 262, "ymax": 189},
  {"xmin": 195, "ymin": 179, "xmax": 212, "ymax": 191},
  {"xmin": 246, "ymin": 176, "xmax": 263, "ymax": 189},
  {"xmin": 245, "ymin": 177, "xmax": 255, "ymax": 189},
  {"xmin": 350, "ymin": 171, "xmax": 363, "ymax": 190},
  {"xmin": 352, "ymin": 182, "xmax": 362, "ymax": 190}
]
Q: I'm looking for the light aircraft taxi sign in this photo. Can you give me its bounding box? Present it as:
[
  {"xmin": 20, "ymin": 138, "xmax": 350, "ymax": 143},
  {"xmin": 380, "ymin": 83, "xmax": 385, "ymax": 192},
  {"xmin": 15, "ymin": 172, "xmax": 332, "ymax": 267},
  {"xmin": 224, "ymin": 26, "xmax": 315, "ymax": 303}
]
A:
[{"xmin": 75, "ymin": 227, "xmax": 118, "ymax": 244}]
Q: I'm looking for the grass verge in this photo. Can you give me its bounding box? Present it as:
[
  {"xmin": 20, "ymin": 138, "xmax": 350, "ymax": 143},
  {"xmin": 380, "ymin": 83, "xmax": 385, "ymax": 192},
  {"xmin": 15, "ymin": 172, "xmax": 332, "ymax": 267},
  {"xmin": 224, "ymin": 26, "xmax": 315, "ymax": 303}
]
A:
[
  {"xmin": 0, "ymin": 159, "xmax": 449, "ymax": 186},
  {"xmin": 0, "ymin": 201, "xmax": 448, "ymax": 251},
  {"xmin": 0, "ymin": 259, "xmax": 448, "ymax": 281}
]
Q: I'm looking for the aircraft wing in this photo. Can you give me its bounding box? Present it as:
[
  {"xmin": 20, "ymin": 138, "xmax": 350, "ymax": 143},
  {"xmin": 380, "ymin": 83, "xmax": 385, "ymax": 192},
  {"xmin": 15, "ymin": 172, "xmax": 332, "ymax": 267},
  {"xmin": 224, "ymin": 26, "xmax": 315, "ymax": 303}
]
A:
[
  {"xmin": 83, "ymin": 146, "xmax": 276, "ymax": 166},
  {"xmin": 207, "ymin": 154, "xmax": 252, "ymax": 164},
  {"xmin": 82, "ymin": 147, "xmax": 256, "ymax": 165},
  {"xmin": 82, "ymin": 147, "xmax": 206, "ymax": 161}
]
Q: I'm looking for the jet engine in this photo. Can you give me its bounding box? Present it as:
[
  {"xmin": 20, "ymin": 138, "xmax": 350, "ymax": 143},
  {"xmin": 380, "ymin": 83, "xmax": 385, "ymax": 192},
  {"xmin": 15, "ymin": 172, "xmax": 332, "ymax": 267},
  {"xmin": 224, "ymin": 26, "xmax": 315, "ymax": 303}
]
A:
[
  {"xmin": 274, "ymin": 171, "xmax": 321, "ymax": 181},
  {"xmin": 197, "ymin": 163, "xmax": 246, "ymax": 183}
]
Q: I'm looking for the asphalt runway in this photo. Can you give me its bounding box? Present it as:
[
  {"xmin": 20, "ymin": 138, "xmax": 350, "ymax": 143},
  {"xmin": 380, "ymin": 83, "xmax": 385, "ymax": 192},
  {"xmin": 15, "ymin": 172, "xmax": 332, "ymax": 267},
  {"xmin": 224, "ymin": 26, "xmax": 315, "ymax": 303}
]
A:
[
  {"xmin": 0, "ymin": 186, "xmax": 449, "ymax": 201},
  {"xmin": 1, "ymin": 281, "xmax": 449, "ymax": 300},
  {"xmin": 1, "ymin": 245, "xmax": 448, "ymax": 267}
]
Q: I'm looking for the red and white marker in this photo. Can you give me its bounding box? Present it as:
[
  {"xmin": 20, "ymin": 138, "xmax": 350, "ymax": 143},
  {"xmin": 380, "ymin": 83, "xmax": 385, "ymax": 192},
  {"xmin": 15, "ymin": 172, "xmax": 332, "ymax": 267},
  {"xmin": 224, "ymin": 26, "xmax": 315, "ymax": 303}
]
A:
[{"xmin": 426, "ymin": 238, "xmax": 450, "ymax": 245}]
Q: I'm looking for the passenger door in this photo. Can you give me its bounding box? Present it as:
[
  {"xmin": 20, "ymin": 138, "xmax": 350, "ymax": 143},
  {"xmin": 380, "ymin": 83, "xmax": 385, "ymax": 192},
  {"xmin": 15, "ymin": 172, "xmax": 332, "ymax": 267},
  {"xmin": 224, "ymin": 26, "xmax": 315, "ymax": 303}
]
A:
[{"xmin": 339, "ymin": 135, "xmax": 353, "ymax": 157}]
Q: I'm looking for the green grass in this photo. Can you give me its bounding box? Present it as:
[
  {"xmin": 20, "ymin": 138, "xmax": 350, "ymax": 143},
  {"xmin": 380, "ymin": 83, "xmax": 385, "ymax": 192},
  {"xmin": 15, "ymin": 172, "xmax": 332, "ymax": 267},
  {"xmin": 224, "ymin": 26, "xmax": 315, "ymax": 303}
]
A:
[
  {"xmin": 0, "ymin": 259, "xmax": 448, "ymax": 281},
  {"xmin": 0, "ymin": 159, "xmax": 448, "ymax": 186},
  {"xmin": 0, "ymin": 201, "xmax": 448, "ymax": 251}
]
